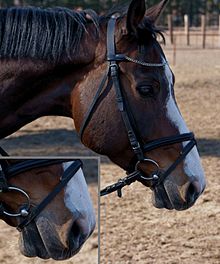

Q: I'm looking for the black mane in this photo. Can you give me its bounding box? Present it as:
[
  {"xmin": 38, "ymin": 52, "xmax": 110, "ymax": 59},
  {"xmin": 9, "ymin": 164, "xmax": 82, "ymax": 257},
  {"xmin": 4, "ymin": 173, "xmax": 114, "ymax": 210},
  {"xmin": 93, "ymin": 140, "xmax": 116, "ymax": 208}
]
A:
[
  {"xmin": 0, "ymin": 5, "xmax": 164, "ymax": 64},
  {"xmin": 0, "ymin": 7, "xmax": 98, "ymax": 63}
]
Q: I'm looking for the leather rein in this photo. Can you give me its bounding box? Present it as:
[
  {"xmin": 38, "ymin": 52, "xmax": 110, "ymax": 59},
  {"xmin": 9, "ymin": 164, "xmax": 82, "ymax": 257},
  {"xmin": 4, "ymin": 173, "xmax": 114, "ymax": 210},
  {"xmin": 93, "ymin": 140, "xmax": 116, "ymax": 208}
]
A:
[
  {"xmin": 0, "ymin": 148, "xmax": 82, "ymax": 231},
  {"xmin": 79, "ymin": 17, "xmax": 197, "ymax": 197}
]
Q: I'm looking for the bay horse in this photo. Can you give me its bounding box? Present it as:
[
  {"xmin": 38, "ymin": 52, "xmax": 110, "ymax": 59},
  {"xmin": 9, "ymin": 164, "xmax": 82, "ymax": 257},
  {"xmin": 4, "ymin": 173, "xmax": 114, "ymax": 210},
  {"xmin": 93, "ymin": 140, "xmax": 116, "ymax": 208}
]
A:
[
  {"xmin": 0, "ymin": 0, "xmax": 205, "ymax": 210},
  {"xmin": 0, "ymin": 154, "xmax": 96, "ymax": 260}
]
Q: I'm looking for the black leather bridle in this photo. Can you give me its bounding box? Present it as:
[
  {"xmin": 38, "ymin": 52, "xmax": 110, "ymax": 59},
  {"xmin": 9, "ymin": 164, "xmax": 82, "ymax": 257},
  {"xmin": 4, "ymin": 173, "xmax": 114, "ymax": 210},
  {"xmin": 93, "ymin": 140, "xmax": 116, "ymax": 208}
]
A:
[
  {"xmin": 0, "ymin": 148, "xmax": 82, "ymax": 231},
  {"xmin": 79, "ymin": 17, "xmax": 197, "ymax": 197}
]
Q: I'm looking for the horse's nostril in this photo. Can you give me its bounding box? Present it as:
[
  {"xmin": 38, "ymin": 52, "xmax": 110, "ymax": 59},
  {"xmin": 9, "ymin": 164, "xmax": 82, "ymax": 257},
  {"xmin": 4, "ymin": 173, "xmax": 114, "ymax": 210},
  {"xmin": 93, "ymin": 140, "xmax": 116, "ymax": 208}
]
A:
[
  {"xmin": 186, "ymin": 182, "xmax": 200, "ymax": 205},
  {"xmin": 71, "ymin": 221, "xmax": 81, "ymax": 238},
  {"xmin": 68, "ymin": 219, "xmax": 87, "ymax": 249}
]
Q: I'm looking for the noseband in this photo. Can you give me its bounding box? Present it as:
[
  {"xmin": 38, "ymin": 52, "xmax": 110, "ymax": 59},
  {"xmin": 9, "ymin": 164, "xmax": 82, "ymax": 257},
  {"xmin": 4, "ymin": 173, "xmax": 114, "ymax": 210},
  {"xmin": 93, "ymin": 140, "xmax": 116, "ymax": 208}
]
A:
[
  {"xmin": 0, "ymin": 148, "xmax": 82, "ymax": 231},
  {"xmin": 80, "ymin": 17, "xmax": 196, "ymax": 197}
]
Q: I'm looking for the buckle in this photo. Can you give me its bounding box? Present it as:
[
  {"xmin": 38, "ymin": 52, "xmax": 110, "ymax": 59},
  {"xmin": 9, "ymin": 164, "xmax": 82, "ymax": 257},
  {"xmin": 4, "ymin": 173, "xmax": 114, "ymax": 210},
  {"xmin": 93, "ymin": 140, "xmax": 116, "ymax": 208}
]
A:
[
  {"xmin": 107, "ymin": 54, "xmax": 126, "ymax": 61},
  {"xmin": 132, "ymin": 143, "xmax": 141, "ymax": 151}
]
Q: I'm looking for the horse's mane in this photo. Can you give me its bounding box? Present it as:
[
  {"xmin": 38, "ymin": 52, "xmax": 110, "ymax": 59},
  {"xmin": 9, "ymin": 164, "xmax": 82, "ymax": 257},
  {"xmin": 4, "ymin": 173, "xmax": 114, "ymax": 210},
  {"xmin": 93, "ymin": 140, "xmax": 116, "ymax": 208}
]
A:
[
  {"xmin": 0, "ymin": 7, "xmax": 99, "ymax": 63},
  {"xmin": 0, "ymin": 5, "xmax": 164, "ymax": 64}
]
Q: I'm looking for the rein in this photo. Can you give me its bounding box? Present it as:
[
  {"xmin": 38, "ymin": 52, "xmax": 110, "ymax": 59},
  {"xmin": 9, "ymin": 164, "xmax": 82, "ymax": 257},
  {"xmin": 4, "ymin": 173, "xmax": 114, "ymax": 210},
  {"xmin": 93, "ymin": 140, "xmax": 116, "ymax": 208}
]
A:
[
  {"xmin": 0, "ymin": 148, "xmax": 82, "ymax": 231},
  {"xmin": 79, "ymin": 17, "xmax": 197, "ymax": 198}
]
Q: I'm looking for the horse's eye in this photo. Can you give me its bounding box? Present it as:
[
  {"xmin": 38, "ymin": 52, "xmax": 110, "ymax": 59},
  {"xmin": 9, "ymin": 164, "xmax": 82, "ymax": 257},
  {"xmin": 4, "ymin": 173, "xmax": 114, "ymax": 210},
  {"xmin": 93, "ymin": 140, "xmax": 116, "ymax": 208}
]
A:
[{"xmin": 137, "ymin": 85, "xmax": 154, "ymax": 98}]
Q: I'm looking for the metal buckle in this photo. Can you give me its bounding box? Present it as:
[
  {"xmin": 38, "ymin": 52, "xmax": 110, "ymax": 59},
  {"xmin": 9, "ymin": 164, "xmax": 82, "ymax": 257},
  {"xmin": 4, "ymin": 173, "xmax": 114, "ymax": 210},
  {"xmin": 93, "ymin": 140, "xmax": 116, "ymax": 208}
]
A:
[{"xmin": 132, "ymin": 142, "xmax": 141, "ymax": 151}]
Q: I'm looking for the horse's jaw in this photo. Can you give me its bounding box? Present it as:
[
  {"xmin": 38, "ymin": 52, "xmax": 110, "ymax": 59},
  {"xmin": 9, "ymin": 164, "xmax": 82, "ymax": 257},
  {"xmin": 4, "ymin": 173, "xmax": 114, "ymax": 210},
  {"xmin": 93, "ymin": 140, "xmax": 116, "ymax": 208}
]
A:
[
  {"xmin": 19, "ymin": 222, "xmax": 50, "ymax": 259},
  {"xmin": 18, "ymin": 215, "xmax": 94, "ymax": 260}
]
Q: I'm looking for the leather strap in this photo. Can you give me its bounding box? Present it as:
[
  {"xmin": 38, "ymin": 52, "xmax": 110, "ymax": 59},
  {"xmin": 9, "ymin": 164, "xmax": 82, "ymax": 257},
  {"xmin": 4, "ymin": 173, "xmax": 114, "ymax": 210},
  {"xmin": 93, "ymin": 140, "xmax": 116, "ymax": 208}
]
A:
[
  {"xmin": 100, "ymin": 170, "xmax": 140, "ymax": 197},
  {"xmin": 154, "ymin": 139, "xmax": 196, "ymax": 186},
  {"xmin": 79, "ymin": 18, "xmax": 117, "ymax": 141},
  {"xmin": 107, "ymin": 17, "xmax": 144, "ymax": 160},
  {"xmin": 4, "ymin": 159, "xmax": 74, "ymax": 179},
  {"xmin": 107, "ymin": 17, "xmax": 117, "ymax": 60},
  {"xmin": 143, "ymin": 132, "xmax": 195, "ymax": 152},
  {"xmin": 0, "ymin": 147, "xmax": 9, "ymax": 157},
  {"xmin": 0, "ymin": 204, "xmax": 4, "ymax": 215},
  {"xmin": 79, "ymin": 71, "xmax": 109, "ymax": 141},
  {"xmin": 0, "ymin": 170, "xmax": 8, "ymax": 192},
  {"xmin": 0, "ymin": 147, "xmax": 10, "ymax": 173},
  {"xmin": 17, "ymin": 160, "xmax": 82, "ymax": 231}
]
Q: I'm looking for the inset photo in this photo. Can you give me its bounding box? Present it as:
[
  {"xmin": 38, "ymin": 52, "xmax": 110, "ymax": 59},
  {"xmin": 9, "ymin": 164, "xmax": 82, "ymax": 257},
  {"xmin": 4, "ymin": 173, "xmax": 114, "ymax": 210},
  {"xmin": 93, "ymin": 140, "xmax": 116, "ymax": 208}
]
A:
[{"xmin": 0, "ymin": 155, "xmax": 99, "ymax": 264}]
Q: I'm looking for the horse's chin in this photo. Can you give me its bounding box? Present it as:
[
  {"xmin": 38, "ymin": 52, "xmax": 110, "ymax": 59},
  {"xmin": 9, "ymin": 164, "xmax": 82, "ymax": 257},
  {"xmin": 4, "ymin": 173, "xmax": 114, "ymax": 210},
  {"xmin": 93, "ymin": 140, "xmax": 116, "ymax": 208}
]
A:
[
  {"xmin": 151, "ymin": 183, "xmax": 195, "ymax": 211},
  {"xmin": 151, "ymin": 184, "xmax": 174, "ymax": 210},
  {"xmin": 19, "ymin": 222, "xmax": 50, "ymax": 259},
  {"xmin": 18, "ymin": 218, "xmax": 87, "ymax": 260}
]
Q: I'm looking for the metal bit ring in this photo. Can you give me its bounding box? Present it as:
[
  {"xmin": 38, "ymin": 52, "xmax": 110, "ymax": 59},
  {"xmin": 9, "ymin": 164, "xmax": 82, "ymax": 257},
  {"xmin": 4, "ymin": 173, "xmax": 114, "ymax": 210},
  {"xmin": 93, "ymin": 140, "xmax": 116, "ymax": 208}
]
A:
[
  {"xmin": 135, "ymin": 158, "xmax": 160, "ymax": 181},
  {"xmin": 2, "ymin": 187, "xmax": 30, "ymax": 217}
]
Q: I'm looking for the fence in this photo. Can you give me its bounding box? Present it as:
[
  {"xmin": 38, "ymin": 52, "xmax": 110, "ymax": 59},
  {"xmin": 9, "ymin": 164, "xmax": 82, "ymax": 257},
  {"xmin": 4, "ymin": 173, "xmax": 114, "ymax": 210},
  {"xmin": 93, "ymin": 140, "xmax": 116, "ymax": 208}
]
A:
[{"xmin": 163, "ymin": 14, "xmax": 220, "ymax": 50}]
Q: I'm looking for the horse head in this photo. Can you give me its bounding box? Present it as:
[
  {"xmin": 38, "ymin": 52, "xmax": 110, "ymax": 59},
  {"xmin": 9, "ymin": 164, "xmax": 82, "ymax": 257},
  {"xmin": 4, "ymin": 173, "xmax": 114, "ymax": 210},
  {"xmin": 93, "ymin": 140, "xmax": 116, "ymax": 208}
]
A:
[
  {"xmin": 73, "ymin": 0, "xmax": 206, "ymax": 210},
  {"xmin": 0, "ymin": 159, "xmax": 96, "ymax": 260}
]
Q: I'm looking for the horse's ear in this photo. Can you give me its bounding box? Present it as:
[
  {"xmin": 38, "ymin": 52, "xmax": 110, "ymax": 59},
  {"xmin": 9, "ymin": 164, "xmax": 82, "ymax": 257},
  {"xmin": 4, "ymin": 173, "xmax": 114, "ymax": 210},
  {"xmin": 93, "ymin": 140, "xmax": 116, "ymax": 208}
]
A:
[
  {"xmin": 145, "ymin": 0, "xmax": 169, "ymax": 24},
  {"xmin": 126, "ymin": 0, "xmax": 146, "ymax": 35}
]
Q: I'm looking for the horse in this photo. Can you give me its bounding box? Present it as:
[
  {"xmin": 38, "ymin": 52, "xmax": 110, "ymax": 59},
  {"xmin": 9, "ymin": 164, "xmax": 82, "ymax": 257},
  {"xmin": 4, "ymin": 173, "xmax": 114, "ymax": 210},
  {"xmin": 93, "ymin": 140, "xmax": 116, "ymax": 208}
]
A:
[
  {"xmin": 0, "ymin": 0, "xmax": 206, "ymax": 210},
  {"xmin": 0, "ymin": 153, "xmax": 96, "ymax": 260}
]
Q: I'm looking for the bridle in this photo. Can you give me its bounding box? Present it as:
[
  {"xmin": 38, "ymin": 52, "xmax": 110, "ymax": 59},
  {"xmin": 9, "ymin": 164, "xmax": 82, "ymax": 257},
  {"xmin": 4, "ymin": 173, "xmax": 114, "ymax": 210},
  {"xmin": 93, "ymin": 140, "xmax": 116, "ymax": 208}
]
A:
[
  {"xmin": 79, "ymin": 17, "xmax": 197, "ymax": 197},
  {"xmin": 0, "ymin": 148, "xmax": 82, "ymax": 231}
]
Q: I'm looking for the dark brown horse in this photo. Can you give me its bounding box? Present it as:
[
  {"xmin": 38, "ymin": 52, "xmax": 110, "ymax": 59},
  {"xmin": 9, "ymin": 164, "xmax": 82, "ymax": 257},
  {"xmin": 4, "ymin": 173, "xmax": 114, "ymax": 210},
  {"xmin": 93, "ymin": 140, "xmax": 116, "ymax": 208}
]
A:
[
  {"xmin": 0, "ymin": 0, "xmax": 205, "ymax": 210},
  {"xmin": 0, "ymin": 158, "xmax": 96, "ymax": 259}
]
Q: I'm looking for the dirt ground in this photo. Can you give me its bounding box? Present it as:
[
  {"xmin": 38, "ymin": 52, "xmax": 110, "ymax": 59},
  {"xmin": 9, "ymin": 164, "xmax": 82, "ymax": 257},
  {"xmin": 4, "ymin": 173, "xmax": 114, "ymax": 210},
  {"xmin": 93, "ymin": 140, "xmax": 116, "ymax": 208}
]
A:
[{"xmin": 0, "ymin": 48, "xmax": 219, "ymax": 263}]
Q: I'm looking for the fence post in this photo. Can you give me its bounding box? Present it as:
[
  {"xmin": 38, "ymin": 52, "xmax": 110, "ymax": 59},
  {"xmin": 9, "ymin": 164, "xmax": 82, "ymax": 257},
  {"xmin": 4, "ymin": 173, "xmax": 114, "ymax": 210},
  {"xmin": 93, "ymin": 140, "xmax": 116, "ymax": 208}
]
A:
[
  {"xmin": 173, "ymin": 36, "xmax": 176, "ymax": 66},
  {"xmin": 219, "ymin": 15, "xmax": 220, "ymax": 47},
  {"xmin": 201, "ymin": 15, "xmax": 206, "ymax": 49},
  {"xmin": 168, "ymin": 15, "xmax": 173, "ymax": 45},
  {"xmin": 184, "ymin": 14, "xmax": 190, "ymax": 46}
]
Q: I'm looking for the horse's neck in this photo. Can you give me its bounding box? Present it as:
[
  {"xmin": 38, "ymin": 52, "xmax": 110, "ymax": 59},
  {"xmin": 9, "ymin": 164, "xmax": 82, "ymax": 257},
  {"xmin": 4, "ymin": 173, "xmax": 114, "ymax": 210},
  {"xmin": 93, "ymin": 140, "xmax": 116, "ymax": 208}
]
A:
[{"xmin": 0, "ymin": 58, "xmax": 94, "ymax": 139}]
